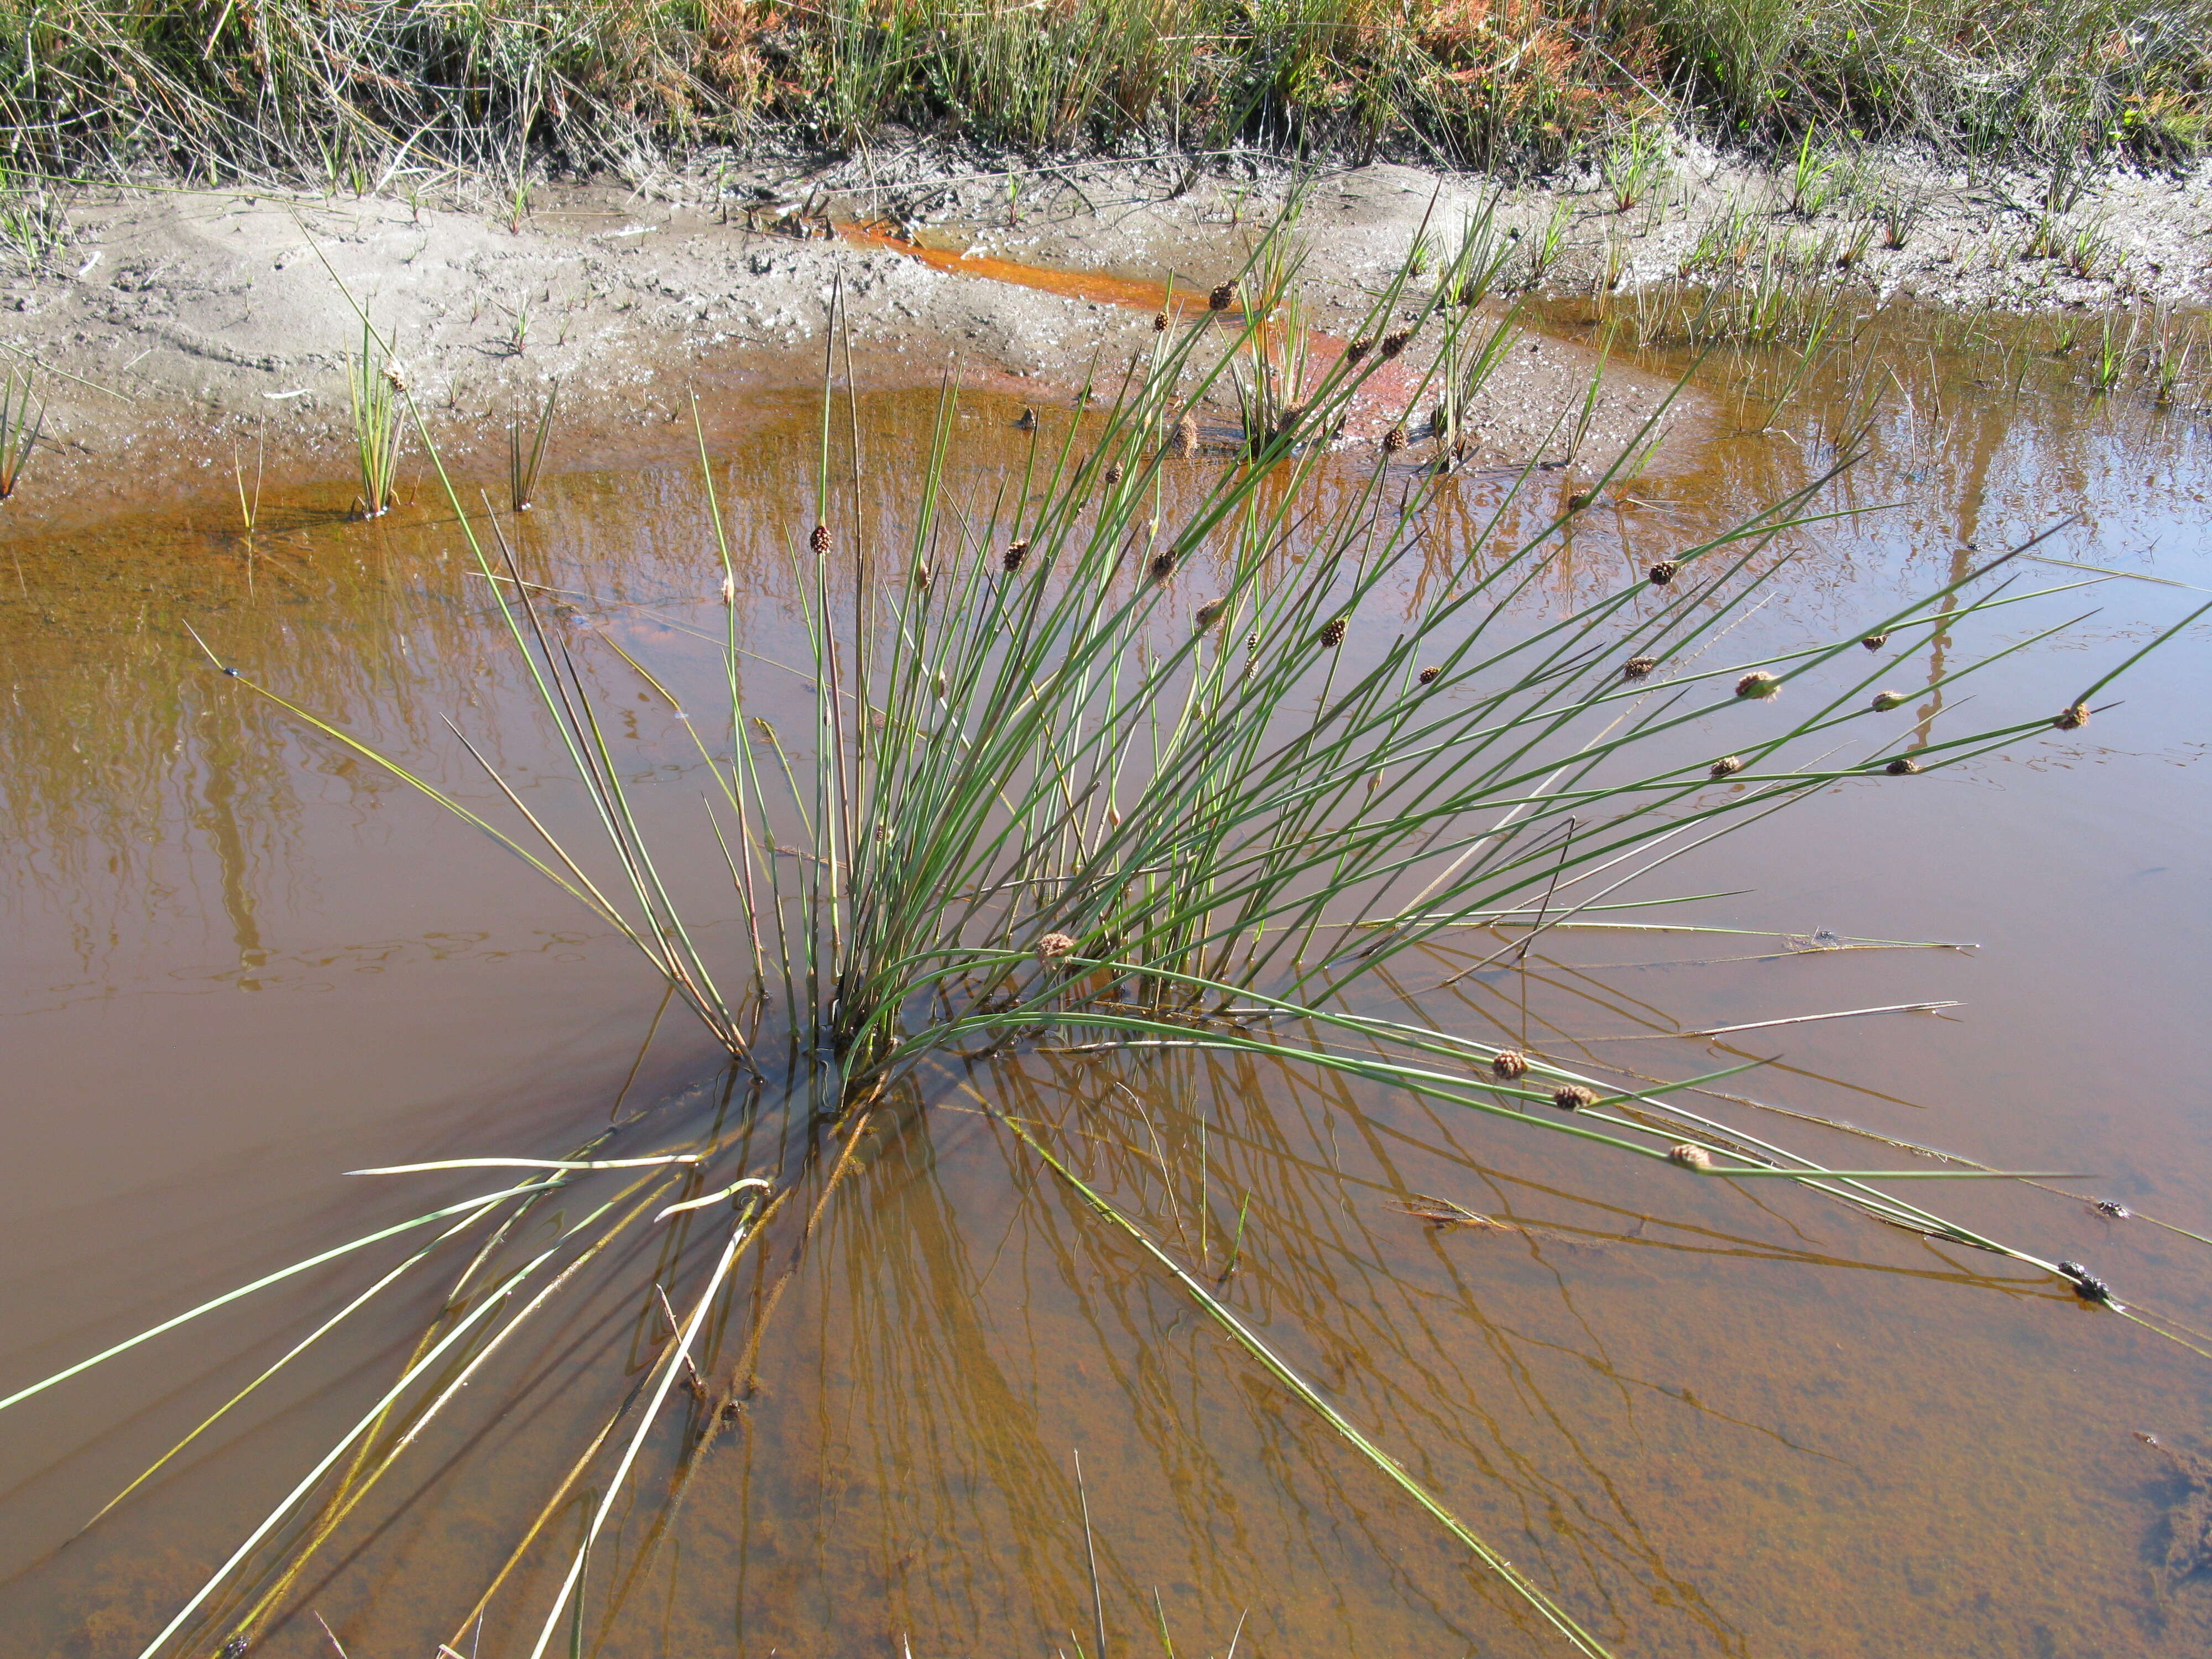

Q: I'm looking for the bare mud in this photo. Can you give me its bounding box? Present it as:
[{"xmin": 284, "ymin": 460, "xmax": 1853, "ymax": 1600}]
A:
[{"xmin": 1, "ymin": 146, "xmax": 2204, "ymax": 523}]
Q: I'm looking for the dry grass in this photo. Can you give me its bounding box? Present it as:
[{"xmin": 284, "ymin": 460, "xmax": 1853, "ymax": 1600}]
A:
[{"xmin": 0, "ymin": 0, "xmax": 2203, "ymax": 182}]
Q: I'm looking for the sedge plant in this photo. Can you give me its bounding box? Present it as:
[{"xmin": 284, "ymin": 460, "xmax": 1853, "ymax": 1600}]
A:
[{"xmin": 10, "ymin": 219, "xmax": 2209, "ymax": 1659}]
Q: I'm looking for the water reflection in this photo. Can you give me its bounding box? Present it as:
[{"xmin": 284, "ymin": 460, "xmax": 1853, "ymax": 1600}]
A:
[{"xmin": 2, "ymin": 309, "xmax": 2210, "ymax": 1657}]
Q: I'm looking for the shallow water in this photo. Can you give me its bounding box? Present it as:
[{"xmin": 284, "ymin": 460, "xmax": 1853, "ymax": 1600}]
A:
[{"xmin": 3, "ymin": 309, "xmax": 2211, "ymax": 1659}]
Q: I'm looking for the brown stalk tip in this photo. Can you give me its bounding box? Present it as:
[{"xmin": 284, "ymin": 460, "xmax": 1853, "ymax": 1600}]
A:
[
  {"xmin": 1002, "ymin": 539, "xmax": 1030, "ymax": 573},
  {"xmin": 2054, "ymin": 702, "xmax": 2091, "ymax": 731},
  {"xmin": 1208, "ymin": 282, "xmax": 1235, "ymax": 312},
  {"xmin": 1417, "ymin": 665, "xmax": 1441, "ymax": 685},
  {"xmin": 1552, "ymin": 1084, "xmax": 1597, "ymax": 1112},
  {"xmin": 1149, "ymin": 551, "xmax": 1177, "ymax": 583},
  {"xmin": 1037, "ymin": 932, "xmax": 1075, "ymax": 962},
  {"xmin": 1380, "ymin": 329, "xmax": 1413, "ymax": 359},
  {"xmin": 1736, "ymin": 671, "xmax": 1781, "ymax": 700},
  {"xmin": 1709, "ymin": 754, "xmax": 1746, "ymax": 778},
  {"xmin": 1171, "ymin": 413, "xmax": 1201, "ymax": 457},
  {"xmin": 1885, "ymin": 757, "xmax": 1923, "ymax": 775},
  {"xmin": 1152, "ymin": 310, "xmax": 1170, "ymax": 332},
  {"xmin": 1345, "ymin": 338, "xmax": 1375, "ymax": 364},
  {"xmin": 1319, "ymin": 617, "xmax": 1349, "ymax": 649},
  {"xmin": 1567, "ymin": 491, "xmax": 1595, "ymax": 512},
  {"xmin": 1871, "ymin": 689, "xmax": 1908, "ymax": 711},
  {"xmin": 1014, "ymin": 406, "xmax": 1039, "ymax": 431},
  {"xmin": 1490, "ymin": 1050, "xmax": 1528, "ymax": 1080},
  {"xmin": 1623, "ymin": 655, "xmax": 1658, "ymax": 680},
  {"xmin": 1194, "ymin": 599, "xmax": 1224, "ymax": 632},
  {"xmin": 1861, "ymin": 632, "xmax": 1891, "ymax": 650},
  {"xmin": 1381, "ymin": 424, "xmax": 1410, "ymax": 454},
  {"xmin": 809, "ymin": 523, "xmax": 831, "ymax": 555},
  {"xmin": 1669, "ymin": 1143, "xmax": 1714, "ymax": 1170},
  {"xmin": 1105, "ymin": 464, "xmax": 1125, "ymax": 486},
  {"xmin": 1648, "ymin": 560, "xmax": 1681, "ymax": 586}
]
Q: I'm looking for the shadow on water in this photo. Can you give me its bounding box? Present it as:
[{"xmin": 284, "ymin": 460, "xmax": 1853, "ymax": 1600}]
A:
[{"xmin": 2, "ymin": 305, "xmax": 2211, "ymax": 1657}]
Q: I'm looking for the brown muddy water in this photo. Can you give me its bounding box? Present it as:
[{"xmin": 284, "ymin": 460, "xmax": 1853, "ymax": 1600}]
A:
[{"xmin": 3, "ymin": 306, "xmax": 2211, "ymax": 1659}]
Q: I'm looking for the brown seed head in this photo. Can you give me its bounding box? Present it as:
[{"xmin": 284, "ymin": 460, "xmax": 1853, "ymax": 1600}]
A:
[
  {"xmin": 1207, "ymin": 282, "xmax": 1235, "ymax": 312},
  {"xmin": 1736, "ymin": 671, "xmax": 1781, "ymax": 700},
  {"xmin": 1381, "ymin": 424, "xmax": 1410, "ymax": 454},
  {"xmin": 1669, "ymin": 1143, "xmax": 1714, "ymax": 1170},
  {"xmin": 1194, "ymin": 599, "xmax": 1224, "ymax": 632},
  {"xmin": 1567, "ymin": 491, "xmax": 1595, "ymax": 513},
  {"xmin": 1623, "ymin": 655, "xmax": 1658, "ymax": 681},
  {"xmin": 1149, "ymin": 551, "xmax": 1177, "ymax": 584},
  {"xmin": 1002, "ymin": 539, "xmax": 1030, "ymax": 573},
  {"xmin": 1490, "ymin": 1050, "xmax": 1529, "ymax": 1081},
  {"xmin": 1345, "ymin": 338, "xmax": 1375, "ymax": 365},
  {"xmin": 1861, "ymin": 632, "xmax": 1890, "ymax": 651},
  {"xmin": 1153, "ymin": 311, "xmax": 1170, "ymax": 333},
  {"xmin": 1319, "ymin": 617, "xmax": 1349, "ymax": 649},
  {"xmin": 1871, "ymin": 690, "xmax": 1908, "ymax": 711},
  {"xmin": 810, "ymin": 522, "xmax": 831, "ymax": 555},
  {"xmin": 1709, "ymin": 754, "xmax": 1745, "ymax": 778},
  {"xmin": 2054, "ymin": 702, "xmax": 2091, "ymax": 731},
  {"xmin": 1648, "ymin": 560, "xmax": 1681, "ymax": 586},
  {"xmin": 380, "ymin": 360, "xmax": 409, "ymax": 393},
  {"xmin": 1380, "ymin": 329, "xmax": 1413, "ymax": 359},
  {"xmin": 1105, "ymin": 465, "xmax": 1124, "ymax": 486},
  {"xmin": 1417, "ymin": 665, "xmax": 1441, "ymax": 685},
  {"xmin": 1552, "ymin": 1084, "xmax": 1597, "ymax": 1112},
  {"xmin": 1885, "ymin": 757, "xmax": 1922, "ymax": 775},
  {"xmin": 1037, "ymin": 932, "xmax": 1075, "ymax": 962},
  {"xmin": 1171, "ymin": 413, "xmax": 1201, "ymax": 458}
]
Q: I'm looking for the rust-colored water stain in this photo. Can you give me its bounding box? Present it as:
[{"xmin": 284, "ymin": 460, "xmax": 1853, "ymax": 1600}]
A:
[{"xmin": 839, "ymin": 222, "xmax": 1233, "ymax": 317}]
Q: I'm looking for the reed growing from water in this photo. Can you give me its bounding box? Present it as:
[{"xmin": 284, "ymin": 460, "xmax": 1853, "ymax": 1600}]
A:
[
  {"xmin": 346, "ymin": 323, "xmax": 403, "ymax": 518},
  {"xmin": 11, "ymin": 218, "xmax": 2207, "ymax": 1659},
  {"xmin": 0, "ymin": 364, "xmax": 42, "ymax": 500}
]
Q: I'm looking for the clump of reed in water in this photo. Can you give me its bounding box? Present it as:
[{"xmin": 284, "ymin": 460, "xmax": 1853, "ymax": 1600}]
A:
[
  {"xmin": 347, "ymin": 322, "xmax": 404, "ymax": 518},
  {"xmin": 24, "ymin": 212, "xmax": 2209, "ymax": 1659}
]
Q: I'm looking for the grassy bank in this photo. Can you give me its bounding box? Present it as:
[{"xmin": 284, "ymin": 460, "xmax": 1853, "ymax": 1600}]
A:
[{"xmin": 2, "ymin": 0, "xmax": 2206, "ymax": 185}]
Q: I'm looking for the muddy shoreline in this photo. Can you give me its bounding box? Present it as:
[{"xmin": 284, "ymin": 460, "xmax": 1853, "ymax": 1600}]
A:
[{"xmin": 0, "ymin": 144, "xmax": 2205, "ymax": 524}]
